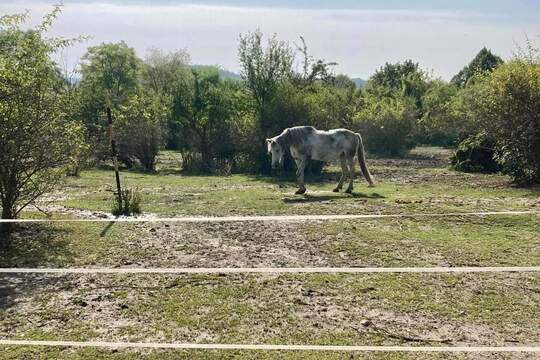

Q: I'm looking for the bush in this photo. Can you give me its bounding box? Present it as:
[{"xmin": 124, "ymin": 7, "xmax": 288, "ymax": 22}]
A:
[
  {"xmin": 470, "ymin": 54, "xmax": 540, "ymax": 183},
  {"xmin": 451, "ymin": 133, "xmax": 501, "ymax": 173},
  {"xmin": 417, "ymin": 81, "xmax": 462, "ymax": 146},
  {"xmin": 354, "ymin": 94, "xmax": 417, "ymax": 156},
  {"xmin": 115, "ymin": 93, "xmax": 168, "ymax": 171},
  {"xmin": 0, "ymin": 8, "xmax": 87, "ymax": 231},
  {"xmin": 111, "ymin": 188, "xmax": 142, "ymax": 216}
]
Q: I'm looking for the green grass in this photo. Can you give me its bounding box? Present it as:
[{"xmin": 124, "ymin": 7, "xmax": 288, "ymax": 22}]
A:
[
  {"xmin": 312, "ymin": 216, "xmax": 540, "ymax": 267},
  {"xmin": 2, "ymin": 148, "xmax": 539, "ymax": 359},
  {"xmin": 0, "ymin": 348, "xmax": 484, "ymax": 360},
  {"xmin": 23, "ymin": 148, "xmax": 538, "ymax": 218}
]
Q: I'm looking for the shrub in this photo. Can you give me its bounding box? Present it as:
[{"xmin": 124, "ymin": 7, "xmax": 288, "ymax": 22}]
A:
[
  {"xmin": 0, "ymin": 8, "xmax": 87, "ymax": 236},
  {"xmin": 111, "ymin": 188, "xmax": 142, "ymax": 216},
  {"xmin": 417, "ymin": 81, "xmax": 462, "ymax": 146},
  {"xmin": 354, "ymin": 94, "xmax": 417, "ymax": 156},
  {"xmin": 470, "ymin": 54, "xmax": 540, "ymax": 183},
  {"xmin": 451, "ymin": 133, "xmax": 501, "ymax": 173}
]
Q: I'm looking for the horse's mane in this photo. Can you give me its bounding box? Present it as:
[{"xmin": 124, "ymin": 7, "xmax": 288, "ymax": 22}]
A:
[{"xmin": 276, "ymin": 126, "xmax": 316, "ymax": 149}]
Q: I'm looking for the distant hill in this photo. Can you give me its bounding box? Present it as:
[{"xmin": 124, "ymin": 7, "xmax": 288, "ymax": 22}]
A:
[
  {"xmin": 218, "ymin": 69, "xmax": 242, "ymax": 80},
  {"xmin": 191, "ymin": 65, "xmax": 242, "ymax": 81},
  {"xmin": 351, "ymin": 78, "xmax": 366, "ymax": 87}
]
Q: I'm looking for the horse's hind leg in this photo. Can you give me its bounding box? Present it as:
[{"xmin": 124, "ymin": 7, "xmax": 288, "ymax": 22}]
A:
[
  {"xmin": 333, "ymin": 154, "xmax": 347, "ymax": 192},
  {"xmin": 345, "ymin": 156, "xmax": 355, "ymax": 194}
]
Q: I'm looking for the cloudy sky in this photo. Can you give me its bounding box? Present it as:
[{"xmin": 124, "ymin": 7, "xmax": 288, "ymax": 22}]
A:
[{"xmin": 2, "ymin": 0, "xmax": 539, "ymax": 79}]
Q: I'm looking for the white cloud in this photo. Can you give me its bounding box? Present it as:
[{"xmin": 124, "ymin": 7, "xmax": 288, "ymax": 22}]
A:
[{"xmin": 2, "ymin": 2, "xmax": 539, "ymax": 79}]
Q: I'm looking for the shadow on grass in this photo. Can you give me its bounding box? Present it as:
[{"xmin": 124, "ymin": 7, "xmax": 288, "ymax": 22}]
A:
[
  {"xmin": 0, "ymin": 273, "xmax": 76, "ymax": 311},
  {"xmin": 100, "ymin": 221, "xmax": 116, "ymax": 237},
  {"xmin": 0, "ymin": 224, "xmax": 75, "ymax": 267},
  {"xmin": 247, "ymin": 169, "xmax": 345, "ymax": 186},
  {"xmin": 282, "ymin": 192, "xmax": 385, "ymax": 203},
  {"xmin": 0, "ymin": 224, "xmax": 78, "ymax": 311}
]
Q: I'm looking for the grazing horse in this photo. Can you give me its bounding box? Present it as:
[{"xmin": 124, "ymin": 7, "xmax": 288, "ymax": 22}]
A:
[{"xmin": 266, "ymin": 126, "xmax": 374, "ymax": 194}]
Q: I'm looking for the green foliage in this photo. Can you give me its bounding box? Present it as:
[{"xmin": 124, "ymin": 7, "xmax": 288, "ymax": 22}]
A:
[
  {"xmin": 0, "ymin": 7, "xmax": 86, "ymax": 226},
  {"xmin": 78, "ymin": 41, "xmax": 142, "ymax": 160},
  {"xmin": 173, "ymin": 68, "xmax": 249, "ymax": 173},
  {"xmin": 141, "ymin": 48, "xmax": 192, "ymax": 150},
  {"xmin": 353, "ymin": 93, "xmax": 417, "ymax": 156},
  {"xmin": 238, "ymin": 30, "xmax": 295, "ymax": 172},
  {"xmin": 111, "ymin": 188, "xmax": 142, "ymax": 216},
  {"xmin": 450, "ymin": 132, "xmax": 501, "ymax": 173},
  {"xmin": 80, "ymin": 41, "xmax": 141, "ymax": 102},
  {"xmin": 418, "ymin": 80, "xmax": 464, "ymax": 146},
  {"xmin": 358, "ymin": 60, "xmax": 431, "ymax": 154},
  {"xmin": 451, "ymin": 47, "xmax": 503, "ymax": 87},
  {"xmin": 366, "ymin": 60, "xmax": 428, "ymax": 111},
  {"xmin": 469, "ymin": 51, "xmax": 540, "ymax": 183},
  {"xmin": 115, "ymin": 92, "xmax": 169, "ymax": 171}
]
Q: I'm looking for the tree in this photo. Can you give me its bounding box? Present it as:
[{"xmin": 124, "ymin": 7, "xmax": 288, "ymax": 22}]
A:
[
  {"xmin": 78, "ymin": 41, "xmax": 141, "ymax": 161},
  {"xmin": 451, "ymin": 47, "xmax": 503, "ymax": 87},
  {"xmin": 365, "ymin": 60, "xmax": 428, "ymax": 111},
  {"xmin": 115, "ymin": 92, "xmax": 169, "ymax": 171},
  {"xmin": 0, "ymin": 8, "xmax": 86, "ymax": 237},
  {"xmin": 141, "ymin": 48, "xmax": 192, "ymax": 150},
  {"xmin": 293, "ymin": 36, "xmax": 337, "ymax": 86},
  {"xmin": 238, "ymin": 30, "xmax": 294, "ymax": 172},
  {"xmin": 173, "ymin": 68, "xmax": 247, "ymax": 172}
]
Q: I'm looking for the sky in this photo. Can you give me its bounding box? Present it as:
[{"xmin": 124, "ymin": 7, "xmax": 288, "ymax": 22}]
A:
[{"xmin": 1, "ymin": 1, "xmax": 539, "ymax": 80}]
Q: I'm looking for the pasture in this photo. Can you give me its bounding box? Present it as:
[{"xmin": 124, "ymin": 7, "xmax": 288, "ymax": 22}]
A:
[{"xmin": 1, "ymin": 147, "xmax": 539, "ymax": 359}]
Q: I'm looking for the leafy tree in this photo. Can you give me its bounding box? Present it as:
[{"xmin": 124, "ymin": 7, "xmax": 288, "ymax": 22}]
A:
[
  {"xmin": 142, "ymin": 48, "xmax": 191, "ymax": 94},
  {"xmin": 238, "ymin": 30, "xmax": 294, "ymax": 172},
  {"xmin": 0, "ymin": 8, "xmax": 86, "ymax": 237},
  {"xmin": 80, "ymin": 41, "xmax": 141, "ymax": 103},
  {"xmin": 173, "ymin": 68, "xmax": 247, "ymax": 173},
  {"xmin": 451, "ymin": 47, "xmax": 503, "ymax": 87},
  {"xmin": 141, "ymin": 48, "xmax": 192, "ymax": 150},
  {"xmin": 366, "ymin": 60, "xmax": 428, "ymax": 111},
  {"xmin": 78, "ymin": 41, "xmax": 142, "ymax": 160}
]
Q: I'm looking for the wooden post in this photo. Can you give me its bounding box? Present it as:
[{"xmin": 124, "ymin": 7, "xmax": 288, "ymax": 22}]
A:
[{"xmin": 106, "ymin": 97, "xmax": 122, "ymax": 210}]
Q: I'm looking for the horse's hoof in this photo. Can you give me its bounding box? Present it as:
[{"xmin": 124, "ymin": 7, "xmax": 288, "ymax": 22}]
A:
[
  {"xmin": 295, "ymin": 188, "xmax": 307, "ymax": 195},
  {"xmin": 345, "ymin": 188, "xmax": 353, "ymax": 194},
  {"xmin": 368, "ymin": 183, "xmax": 375, "ymax": 188},
  {"xmin": 332, "ymin": 188, "xmax": 340, "ymax": 193}
]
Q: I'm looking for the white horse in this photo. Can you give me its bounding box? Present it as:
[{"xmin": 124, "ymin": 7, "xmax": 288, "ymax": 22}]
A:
[{"xmin": 267, "ymin": 126, "xmax": 374, "ymax": 194}]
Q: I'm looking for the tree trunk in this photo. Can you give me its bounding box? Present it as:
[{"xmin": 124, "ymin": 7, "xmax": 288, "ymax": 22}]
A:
[
  {"xmin": 0, "ymin": 205, "xmax": 15, "ymax": 247},
  {"xmin": 200, "ymin": 130, "xmax": 212, "ymax": 173}
]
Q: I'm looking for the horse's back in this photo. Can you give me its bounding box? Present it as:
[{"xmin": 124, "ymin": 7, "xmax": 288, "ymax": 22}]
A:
[{"xmin": 308, "ymin": 128, "xmax": 358, "ymax": 161}]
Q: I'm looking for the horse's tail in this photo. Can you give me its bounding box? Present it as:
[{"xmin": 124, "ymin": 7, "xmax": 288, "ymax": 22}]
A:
[{"xmin": 356, "ymin": 133, "xmax": 375, "ymax": 187}]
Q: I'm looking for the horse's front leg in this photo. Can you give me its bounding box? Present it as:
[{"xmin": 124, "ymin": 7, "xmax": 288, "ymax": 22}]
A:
[
  {"xmin": 333, "ymin": 155, "xmax": 347, "ymax": 192},
  {"xmin": 345, "ymin": 157, "xmax": 355, "ymax": 194},
  {"xmin": 295, "ymin": 158, "xmax": 307, "ymax": 195}
]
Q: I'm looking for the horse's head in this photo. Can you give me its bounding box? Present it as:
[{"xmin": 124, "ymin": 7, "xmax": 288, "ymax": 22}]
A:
[{"xmin": 266, "ymin": 138, "xmax": 284, "ymax": 169}]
